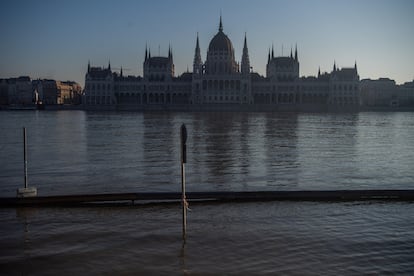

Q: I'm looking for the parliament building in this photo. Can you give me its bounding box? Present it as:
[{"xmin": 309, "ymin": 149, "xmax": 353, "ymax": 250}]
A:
[{"xmin": 84, "ymin": 17, "xmax": 360, "ymax": 111}]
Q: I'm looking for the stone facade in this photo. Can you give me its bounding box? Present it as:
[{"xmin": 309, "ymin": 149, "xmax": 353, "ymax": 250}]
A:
[
  {"xmin": 361, "ymin": 78, "xmax": 414, "ymax": 108},
  {"xmin": 0, "ymin": 77, "xmax": 34, "ymax": 105},
  {"xmin": 83, "ymin": 17, "xmax": 361, "ymax": 111}
]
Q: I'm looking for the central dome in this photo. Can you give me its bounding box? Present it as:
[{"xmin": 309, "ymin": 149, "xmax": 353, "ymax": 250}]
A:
[
  {"xmin": 208, "ymin": 31, "xmax": 233, "ymax": 52},
  {"xmin": 208, "ymin": 17, "xmax": 233, "ymax": 52}
]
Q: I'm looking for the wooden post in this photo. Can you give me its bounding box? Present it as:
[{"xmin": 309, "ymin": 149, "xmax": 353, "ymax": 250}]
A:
[{"xmin": 180, "ymin": 124, "xmax": 187, "ymax": 241}]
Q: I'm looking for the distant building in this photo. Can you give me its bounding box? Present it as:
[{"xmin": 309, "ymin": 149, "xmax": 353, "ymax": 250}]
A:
[
  {"xmin": 33, "ymin": 79, "xmax": 82, "ymax": 105},
  {"xmin": 83, "ymin": 17, "xmax": 360, "ymax": 111},
  {"xmin": 57, "ymin": 81, "xmax": 82, "ymax": 104},
  {"xmin": 360, "ymin": 78, "xmax": 414, "ymax": 109},
  {"xmin": 191, "ymin": 17, "xmax": 251, "ymax": 105},
  {"xmin": 0, "ymin": 76, "xmax": 34, "ymax": 106},
  {"xmin": 0, "ymin": 79, "xmax": 8, "ymax": 105},
  {"xmin": 84, "ymin": 63, "xmax": 114, "ymax": 107},
  {"xmin": 398, "ymin": 80, "xmax": 414, "ymax": 107},
  {"xmin": 360, "ymin": 78, "xmax": 398, "ymax": 107}
]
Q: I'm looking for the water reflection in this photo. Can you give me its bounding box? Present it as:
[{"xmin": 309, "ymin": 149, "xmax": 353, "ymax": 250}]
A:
[
  {"xmin": 18, "ymin": 111, "xmax": 87, "ymax": 195},
  {"xmin": 1, "ymin": 111, "xmax": 413, "ymax": 196},
  {"xmin": 142, "ymin": 112, "xmax": 178, "ymax": 190},
  {"xmin": 296, "ymin": 113, "xmax": 360, "ymax": 189},
  {"xmin": 187, "ymin": 112, "xmax": 300, "ymax": 191},
  {"xmin": 263, "ymin": 113, "xmax": 299, "ymax": 189},
  {"xmin": 16, "ymin": 208, "xmax": 37, "ymax": 274},
  {"xmin": 203, "ymin": 113, "xmax": 239, "ymax": 185},
  {"xmin": 85, "ymin": 112, "xmax": 145, "ymax": 193}
]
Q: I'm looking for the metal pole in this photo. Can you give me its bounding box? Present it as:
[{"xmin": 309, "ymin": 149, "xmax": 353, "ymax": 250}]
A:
[
  {"xmin": 23, "ymin": 127, "xmax": 28, "ymax": 189},
  {"xmin": 181, "ymin": 161, "xmax": 187, "ymax": 240},
  {"xmin": 180, "ymin": 124, "xmax": 187, "ymax": 241}
]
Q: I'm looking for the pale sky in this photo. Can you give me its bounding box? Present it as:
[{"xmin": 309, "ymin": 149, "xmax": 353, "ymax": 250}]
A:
[{"xmin": 1, "ymin": 0, "xmax": 413, "ymax": 86}]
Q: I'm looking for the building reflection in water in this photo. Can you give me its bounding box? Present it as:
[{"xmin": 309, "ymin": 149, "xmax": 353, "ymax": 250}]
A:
[{"xmin": 188, "ymin": 112, "xmax": 300, "ymax": 191}]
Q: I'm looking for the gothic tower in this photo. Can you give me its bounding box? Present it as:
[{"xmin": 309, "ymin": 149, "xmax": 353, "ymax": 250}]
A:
[
  {"xmin": 241, "ymin": 33, "xmax": 250, "ymax": 75},
  {"xmin": 193, "ymin": 33, "xmax": 203, "ymax": 76}
]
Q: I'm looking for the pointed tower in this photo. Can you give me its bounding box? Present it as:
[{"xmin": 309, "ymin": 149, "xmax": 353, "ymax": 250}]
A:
[
  {"xmin": 290, "ymin": 47, "xmax": 293, "ymax": 59},
  {"xmin": 271, "ymin": 44, "xmax": 274, "ymax": 59},
  {"xmin": 318, "ymin": 67, "xmax": 321, "ymax": 77},
  {"xmin": 266, "ymin": 47, "xmax": 272, "ymax": 78},
  {"xmin": 168, "ymin": 45, "xmax": 173, "ymax": 63},
  {"xmin": 333, "ymin": 61, "xmax": 337, "ymax": 72},
  {"xmin": 241, "ymin": 33, "xmax": 250, "ymax": 75},
  {"xmin": 193, "ymin": 33, "xmax": 202, "ymax": 75},
  {"xmin": 87, "ymin": 60, "xmax": 90, "ymax": 73},
  {"xmin": 108, "ymin": 60, "xmax": 111, "ymax": 71},
  {"xmin": 148, "ymin": 48, "xmax": 151, "ymax": 59},
  {"xmin": 294, "ymin": 44, "xmax": 298, "ymax": 61},
  {"xmin": 354, "ymin": 60, "xmax": 357, "ymax": 71},
  {"xmin": 268, "ymin": 48, "xmax": 271, "ymax": 63},
  {"xmin": 219, "ymin": 15, "xmax": 223, "ymax": 32},
  {"xmin": 120, "ymin": 67, "xmax": 123, "ymax": 77},
  {"xmin": 145, "ymin": 45, "xmax": 148, "ymax": 61}
]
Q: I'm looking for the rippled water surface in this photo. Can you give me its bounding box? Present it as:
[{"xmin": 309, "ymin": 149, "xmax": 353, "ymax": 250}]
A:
[
  {"xmin": 1, "ymin": 111, "xmax": 413, "ymax": 195},
  {"xmin": 1, "ymin": 202, "xmax": 414, "ymax": 275},
  {"xmin": 1, "ymin": 111, "xmax": 414, "ymax": 274}
]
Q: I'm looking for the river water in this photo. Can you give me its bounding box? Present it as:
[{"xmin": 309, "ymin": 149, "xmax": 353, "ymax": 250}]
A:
[{"xmin": 0, "ymin": 111, "xmax": 414, "ymax": 274}]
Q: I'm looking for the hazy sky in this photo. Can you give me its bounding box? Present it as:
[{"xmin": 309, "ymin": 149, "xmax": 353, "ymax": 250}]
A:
[{"xmin": 1, "ymin": 0, "xmax": 413, "ymax": 85}]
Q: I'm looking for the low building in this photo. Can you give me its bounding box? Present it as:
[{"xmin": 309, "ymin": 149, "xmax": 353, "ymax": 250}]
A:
[
  {"xmin": 6, "ymin": 76, "xmax": 34, "ymax": 105},
  {"xmin": 57, "ymin": 81, "xmax": 82, "ymax": 104},
  {"xmin": 360, "ymin": 78, "xmax": 398, "ymax": 107},
  {"xmin": 34, "ymin": 79, "xmax": 82, "ymax": 105},
  {"xmin": 0, "ymin": 79, "xmax": 9, "ymax": 105},
  {"xmin": 398, "ymin": 80, "xmax": 414, "ymax": 107}
]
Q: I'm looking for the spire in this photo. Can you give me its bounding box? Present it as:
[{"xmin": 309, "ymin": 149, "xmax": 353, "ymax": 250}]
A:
[
  {"xmin": 268, "ymin": 48, "xmax": 270, "ymax": 63},
  {"xmin": 241, "ymin": 32, "xmax": 250, "ymax": 75},
  {"xmin": 120, "ymin": 66, "xmax": 123, "ymax": 77},
  {"xmin": 333, "ymin": 60, "xmax": 337, "ymax": 71},
  {"xmin": 145, "ymin": 45, "xmax": 148, "ymax": 61},
  {"xmin": 193, "ymin": 32, "xmax": 202, "ymax": 75},
  {"xmin": 271, "ymin": 44, "xmax": 274, "ymax": 59},
  {"xmin": 148, "ymin": 48, "xmax": 151, "ymax": 59},
  {"xmin": 354, "ymin": 60, "xmax": 357, "ymax": 71},
  {"xmin": 219, "ymin": 15, "xmax": 223, "ymax": 32},
  {"xmin": 318, "ymin": 66, "xmax": 321, "ymax": 77},
  {"xmin": 290, "ymin": 47, "xmax": 293, "ymax": 59},
  {"xmin": 168, "ymin": 44, "xmax": 173, "ymax": 62},
  {"xmin": 108, "ymin": 60, "xmax": 111, "ymax": 71},
  {"xmin": 295, "ymin": 44, "xmax": 298, "ymax": 61},
  {"xmin": 87, "ymin": 60, "xmax": 90, "ymax": 73}
]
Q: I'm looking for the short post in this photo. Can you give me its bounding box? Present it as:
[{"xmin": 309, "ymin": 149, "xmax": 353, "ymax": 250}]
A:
[
  {"xmin": 17, "ymin": 127, "xmax": 37, "ymax": 198},
  {"xmin": 180, "ymin": 124, "xmax": 188, "ymax": 241}
]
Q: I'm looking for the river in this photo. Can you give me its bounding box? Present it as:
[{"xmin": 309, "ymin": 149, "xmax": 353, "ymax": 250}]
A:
[{"xmin": 0, "ymin": 110, "xmax": 413, "ymax": 274}]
